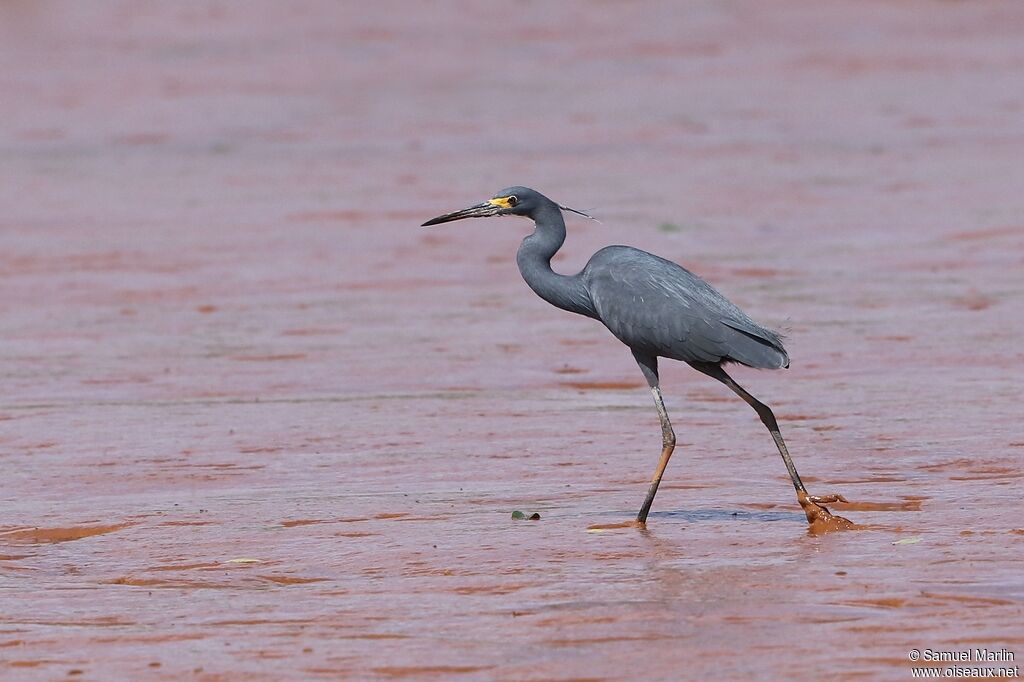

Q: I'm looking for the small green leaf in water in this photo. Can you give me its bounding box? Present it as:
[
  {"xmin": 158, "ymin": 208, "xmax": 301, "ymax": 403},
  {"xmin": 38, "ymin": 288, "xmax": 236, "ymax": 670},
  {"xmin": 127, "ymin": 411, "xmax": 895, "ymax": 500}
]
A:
[
  {"xmin": 891, "ymin": 537, "xmax": 921, "ymax": 545},
  {"xmin": 511, "ymin": 511, "xmax": 540, "ymax": 520}
]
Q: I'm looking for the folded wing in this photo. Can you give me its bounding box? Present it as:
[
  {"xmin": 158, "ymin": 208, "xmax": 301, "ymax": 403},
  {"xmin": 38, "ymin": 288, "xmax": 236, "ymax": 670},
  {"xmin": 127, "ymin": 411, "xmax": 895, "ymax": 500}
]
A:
[{"xmin": 583, "ymin": 246, "xmax": 789, "ymax": 369}]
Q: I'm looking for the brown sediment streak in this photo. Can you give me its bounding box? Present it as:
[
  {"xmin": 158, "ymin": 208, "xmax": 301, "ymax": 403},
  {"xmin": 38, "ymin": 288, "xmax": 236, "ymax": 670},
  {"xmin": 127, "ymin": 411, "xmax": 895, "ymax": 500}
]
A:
[
  {"xmin": 948, "ymin": 225, "xmax": 1022, "ymax": 241},
  {"xmin": 107, "ymin": 577, "xmax": 233, "ymax": 588},
  {"xmin": 557, "ymin": 337, "xmax": 601, "ymax": 346},
  {"xmin": 258, "ymin": 575, "xmax": 329, "ymax": 585},
  {"xmin": 920, "ymin": 592, "xmax": 1016, "ymax": 606},
  {"xmin": 9, "ymin": 661, "xmax": 54, "ymax": 668},
  {"xmin": 950, "ymin": 472, "xmax": 1023, "ymax": 481},
  {"xmin": 587, "ymin": 520, "xmax": 645, "ymax": 531},
  {"xmin": 148, "ymin": 562, "xmax": 222, "ymax": 571},
  {"xmin": 372, "ymin": 666, "xmax": 493, "ymax": 677},
  {"xmin": 842, "ymin": 597, "xmax": 910, "ymax": 609},
  {"xmin": 206, "ymin": 619, "xmax": 318, "ymax": 627},
  {"xmin": 0, "ymin": 524, "xmax": 129, "ymax": 544},
  {"xmin": 546, "ymin": 635, "xmax": 656, "ymax": 646},
  {"xmin": 280, "ymin": 519, "xmax": 323, "ymax": 527},
  {"xmin": 452, "ymin": 583, "xmax": 532, "ymax": 595},
  {"xmin": 831, "ymin": 499, "xmax": 923, "ymax": 512},
  {"xmin": 797, "ymin": 492, "xmax": 857, "ymax": 534}
]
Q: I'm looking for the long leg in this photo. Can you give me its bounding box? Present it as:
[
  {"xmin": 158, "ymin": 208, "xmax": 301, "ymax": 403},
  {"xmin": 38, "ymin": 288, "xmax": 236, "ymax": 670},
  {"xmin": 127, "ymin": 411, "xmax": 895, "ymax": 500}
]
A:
[
  {"xmin": 691, "ymin": 362, "xmax": 806, "ymax": 494},
  {"xmin": 691, "ymin": 362, "xmax": 851, "ymax": 528},
  {"xmin": 632, "ymin": 351, "xmax": 676, "ymax": 525}
]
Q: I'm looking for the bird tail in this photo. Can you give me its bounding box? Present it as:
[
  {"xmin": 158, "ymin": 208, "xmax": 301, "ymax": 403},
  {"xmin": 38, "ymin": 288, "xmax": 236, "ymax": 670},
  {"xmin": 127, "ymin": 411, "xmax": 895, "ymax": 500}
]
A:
[{"xmin": 720, "ymin": 320, "xmax": 790, "ymax": 369}]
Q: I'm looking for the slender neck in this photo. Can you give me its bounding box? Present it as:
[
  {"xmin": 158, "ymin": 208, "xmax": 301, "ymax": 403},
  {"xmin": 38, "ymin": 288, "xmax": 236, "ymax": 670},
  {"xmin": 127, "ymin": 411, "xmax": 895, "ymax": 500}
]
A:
[{"xmin": 515, "ymin": 201, "xmax": 596, "ymax": 318}]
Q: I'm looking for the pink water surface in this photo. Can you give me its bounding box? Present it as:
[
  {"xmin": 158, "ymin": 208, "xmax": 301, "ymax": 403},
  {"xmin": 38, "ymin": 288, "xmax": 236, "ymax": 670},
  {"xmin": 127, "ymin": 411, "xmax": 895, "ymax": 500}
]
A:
[{"xmin": 1, "ymin": 2, "xmax": 1023, "ymax": 680}]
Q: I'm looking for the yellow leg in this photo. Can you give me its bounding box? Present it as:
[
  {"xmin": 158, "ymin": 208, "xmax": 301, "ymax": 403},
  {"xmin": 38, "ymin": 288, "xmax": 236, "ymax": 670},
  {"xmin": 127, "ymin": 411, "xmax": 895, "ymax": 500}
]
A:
[{"xmin": 636, "ymin": 386, "xmax": 676, "ymax": 524}]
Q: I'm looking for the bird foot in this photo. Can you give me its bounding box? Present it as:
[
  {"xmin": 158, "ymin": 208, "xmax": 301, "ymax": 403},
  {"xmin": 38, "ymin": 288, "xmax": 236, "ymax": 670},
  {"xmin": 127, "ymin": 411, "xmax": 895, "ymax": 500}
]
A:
[{"xmin": 797, "ymin": 490, "xmax": 855, "ymax": 534}]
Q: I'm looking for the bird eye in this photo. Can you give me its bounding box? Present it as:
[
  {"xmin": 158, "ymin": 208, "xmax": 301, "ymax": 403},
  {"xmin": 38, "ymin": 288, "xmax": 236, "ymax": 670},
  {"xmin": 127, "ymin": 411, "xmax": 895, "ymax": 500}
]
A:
[{"xmin": 507, "ymin": 195, "xmax": 518, "ymax": 207}]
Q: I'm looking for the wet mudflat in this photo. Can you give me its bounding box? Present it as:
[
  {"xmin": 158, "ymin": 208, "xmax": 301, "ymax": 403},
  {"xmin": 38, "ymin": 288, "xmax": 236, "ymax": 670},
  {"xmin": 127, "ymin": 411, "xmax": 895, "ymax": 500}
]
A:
[{"xmin": 2, "ymin": 2, "xmax": 1023, "ymax": 680}]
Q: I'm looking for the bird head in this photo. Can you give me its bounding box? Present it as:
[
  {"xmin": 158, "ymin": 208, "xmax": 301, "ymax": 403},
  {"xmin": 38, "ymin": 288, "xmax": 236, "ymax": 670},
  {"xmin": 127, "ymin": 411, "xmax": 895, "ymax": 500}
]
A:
[{"xmin": 421, "ymin": 186, "xmax": 594, "ymax": 226}]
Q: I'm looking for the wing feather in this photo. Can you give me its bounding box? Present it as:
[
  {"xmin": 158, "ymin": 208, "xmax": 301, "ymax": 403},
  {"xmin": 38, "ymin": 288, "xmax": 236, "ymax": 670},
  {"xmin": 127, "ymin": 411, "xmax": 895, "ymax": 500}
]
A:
[{"xmin": 583, "ymin": 246, "xmax": 789, "ymax": 369}]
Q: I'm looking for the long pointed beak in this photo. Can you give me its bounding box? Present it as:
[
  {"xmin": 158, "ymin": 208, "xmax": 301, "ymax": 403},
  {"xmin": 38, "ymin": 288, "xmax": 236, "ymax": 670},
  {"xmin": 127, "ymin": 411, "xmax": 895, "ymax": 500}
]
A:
[{"xmin": 421, "ymin": 202, "xmax": 501, "ymax": 226}]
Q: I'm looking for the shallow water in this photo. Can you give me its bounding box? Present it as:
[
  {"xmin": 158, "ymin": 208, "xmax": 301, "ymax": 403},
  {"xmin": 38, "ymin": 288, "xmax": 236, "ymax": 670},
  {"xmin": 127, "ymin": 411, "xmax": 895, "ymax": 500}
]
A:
[{"xmin": 2, "ymin": 1, "xmax": 1023, "ymax": 680}]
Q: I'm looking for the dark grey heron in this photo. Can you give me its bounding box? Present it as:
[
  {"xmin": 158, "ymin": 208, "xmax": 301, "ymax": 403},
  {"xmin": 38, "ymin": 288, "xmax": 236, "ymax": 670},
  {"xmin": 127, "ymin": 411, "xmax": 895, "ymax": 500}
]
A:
[{"xmin": 422, "ymin": 186, "xmax": 852, "ymax": 530}]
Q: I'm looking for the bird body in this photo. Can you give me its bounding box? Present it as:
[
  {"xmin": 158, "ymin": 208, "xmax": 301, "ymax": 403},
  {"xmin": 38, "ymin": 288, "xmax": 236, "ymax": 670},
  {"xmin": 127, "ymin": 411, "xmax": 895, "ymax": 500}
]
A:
[
  {"xmin": 423, "ymin": 186, "xmax": 851, "ymax": 530},
  {"xmin": 509, "ymin": 189, "xmax": 788, "ymax": 370},
  {"xmin": 583, "ymin": 246, "xmax": 789, "ymax": 369}
]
